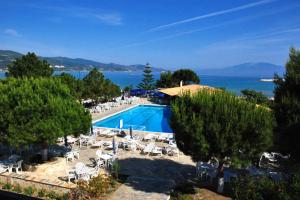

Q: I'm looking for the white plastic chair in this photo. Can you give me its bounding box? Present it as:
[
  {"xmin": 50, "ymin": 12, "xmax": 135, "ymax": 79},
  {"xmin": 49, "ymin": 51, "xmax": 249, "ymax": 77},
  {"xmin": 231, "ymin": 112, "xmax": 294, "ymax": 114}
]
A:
[
  {"xmin": 89, "ymin": 166, "xmax": 99, "ymax": 178},
  {"xmin": 65, "ymin": 152, "xmax": 74, "ymax": 162},
  {"xmin": 97, "ymin": 159, "xmax": 105, "ymax": 168},
  {"xmin": 12, "ymin": 160, "xmax": 23, "ymax": 174},
  {"xmin": 75, "ymin": 162, "xmax": 90, "ymax": 181},
  {"xmin": 73, "ymin": 150, "xmax": 80, "ymax": 159},
  {"xmin": 66, "ymin": 169, "xmax": 76, "ymax": 183},
  {"xmin": 96, "ymin": 150, "xmax": 102, "ymax": 158}
]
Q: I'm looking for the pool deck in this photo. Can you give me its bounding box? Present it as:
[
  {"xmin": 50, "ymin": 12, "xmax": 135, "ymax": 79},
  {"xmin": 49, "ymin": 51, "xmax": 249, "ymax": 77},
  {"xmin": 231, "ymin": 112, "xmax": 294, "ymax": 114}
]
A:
[{"xmin": 0, "ymin": 98, "xmax": 196, "ymax": 200}]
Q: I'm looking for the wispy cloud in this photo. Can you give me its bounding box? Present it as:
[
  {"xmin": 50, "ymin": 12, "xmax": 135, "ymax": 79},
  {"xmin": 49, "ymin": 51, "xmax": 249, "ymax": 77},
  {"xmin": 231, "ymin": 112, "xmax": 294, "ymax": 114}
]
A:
[
  {"xmin": 3, "ymin": 28, "xmax": 21, "ymax": 37},
  {"xmin": 30, "ymin": 5, "xmax": 123, "ymax": 26},
  {"xmin": 95, "ymin": 13, "xmax": 122, "ymax": 25},
  {"xmin": 147, "ymin": 0, "xmax": 277, "ymax": 32},
  {"xmin": 196, "ymin": 27, "xmax": 300, "ymax": 53},
  {"xmin": 116, "ymin": 4, "xmax": 296, "ymax": 49}
]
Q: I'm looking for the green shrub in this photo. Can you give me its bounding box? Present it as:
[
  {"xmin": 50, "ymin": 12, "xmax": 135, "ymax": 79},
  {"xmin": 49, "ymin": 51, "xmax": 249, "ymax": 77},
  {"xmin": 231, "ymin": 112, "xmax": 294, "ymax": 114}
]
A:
[
  {"xmin": 171, "ymin": 182, "xmax": 196, "ymax": 200},
  {"xmin": 111, "ymin": 161, "xmax": 121, "ymax": 179},
  {"xmin": 86, "ymin": 174, "xmax": 111, "ymax": 196},
  {"xmin": 23, "ymin": 186, "xmax": 34, "ymax": 196},
  {"xmin": 175, "ymin": 194, "xmax": 193, "ymax": 200},
  {"xmin": 71, "ymin": 174, "xmax": 112, "ymax": 199},
  {"xmin": 12, "ymin": 184, "xmax": 22, "ymax": 193},
  {"xmin": 47, "ymin": 190, "xmax": 59, "ymax": 199},
  {"xmin": 58, "ymin": 192, "xmax": 70, "ymax": 200},
  {"xmin": 37, "ymin": 188, "xmax": 46, "ymax": 197},
  {"xmin": 231, "ymin": 175, "xmax": 292, "ymax": 200},
  {"xmin": 2, "ymin": 183, "xmax": 12, "ymax": 190}
]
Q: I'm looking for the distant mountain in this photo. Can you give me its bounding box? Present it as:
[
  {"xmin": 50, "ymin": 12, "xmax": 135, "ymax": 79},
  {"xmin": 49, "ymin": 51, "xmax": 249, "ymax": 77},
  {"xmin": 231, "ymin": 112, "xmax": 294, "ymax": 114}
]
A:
[
  {"xmin": 198, "ymin": 62, "xmax": 285, "ymax": 77},
  {"xmin": 0, "ymin": 50, "xmax": 164, "ymax": 72},
  {"xmin": 0, "ymin": 50, "xmax": 23, "ymax": 67}
]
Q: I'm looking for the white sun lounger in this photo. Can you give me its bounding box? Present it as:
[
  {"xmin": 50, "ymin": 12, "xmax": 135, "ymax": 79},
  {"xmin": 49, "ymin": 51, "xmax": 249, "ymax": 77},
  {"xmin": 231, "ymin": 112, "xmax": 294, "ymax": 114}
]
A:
[
  {"xmin": 143, "ymin": 134, "xmax": 158, "ymax": 141},
  {"xmin": 151, "ymin": 147, "xmax": 163, "ymax": 156},
  {"xmin": 142, "ymin": 142, "xmax": 155, "ymax": 154},
  {"xmin": 92, "ymin": 141, "xmax": 103, "ymax": 148},
  {"xmin": 156, "ymin": 133, "xmax": 170, "ymax": 142},
  {"xmin": 99, "ymin": 129, "xmax": 111, "ymax": 136},
  {"xmin": 106, "ymin": 130, "xmax": 117, "ymax": 137}
]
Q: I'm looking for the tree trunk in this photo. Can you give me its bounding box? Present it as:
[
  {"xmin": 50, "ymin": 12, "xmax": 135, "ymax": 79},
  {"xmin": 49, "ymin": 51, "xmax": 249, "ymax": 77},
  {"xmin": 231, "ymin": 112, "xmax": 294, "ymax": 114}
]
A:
[
  {"xmin": 64, "ymin": 135, "xmax": 68, "ymax": 147},
  {"xmin": 217, "ymin": 161, "xmax": 225, "ymax": 193},
  {"xmin": 41, "ymin": 142, "xmax": 48, "ymax": 162}
]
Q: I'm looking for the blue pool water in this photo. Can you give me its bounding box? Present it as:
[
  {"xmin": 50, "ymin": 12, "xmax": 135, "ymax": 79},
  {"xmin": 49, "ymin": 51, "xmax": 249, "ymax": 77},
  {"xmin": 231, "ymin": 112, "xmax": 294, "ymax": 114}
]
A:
[{"xmin": 93, "ymin": 105, "xmax": 173, "ymax": 133}]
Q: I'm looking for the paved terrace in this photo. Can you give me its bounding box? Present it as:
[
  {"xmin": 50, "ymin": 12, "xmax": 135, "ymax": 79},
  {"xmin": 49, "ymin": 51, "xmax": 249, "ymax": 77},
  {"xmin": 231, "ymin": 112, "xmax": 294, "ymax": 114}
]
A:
[{"xmin": 0, "ymin": 98, "xmax": 196, "ymax": 199}]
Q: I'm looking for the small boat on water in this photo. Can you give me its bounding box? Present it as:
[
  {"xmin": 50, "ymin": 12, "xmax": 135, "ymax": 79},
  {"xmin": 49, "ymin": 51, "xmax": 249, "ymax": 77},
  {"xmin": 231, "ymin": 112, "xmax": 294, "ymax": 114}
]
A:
[{"xmin": 260, "ymin": 78, "xmax": 275, "ymax": 82}]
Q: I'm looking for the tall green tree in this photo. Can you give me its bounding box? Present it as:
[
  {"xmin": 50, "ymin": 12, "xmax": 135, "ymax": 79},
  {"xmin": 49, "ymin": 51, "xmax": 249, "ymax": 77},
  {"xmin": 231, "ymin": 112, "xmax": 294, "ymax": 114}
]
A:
[
  {"xmin": 156, "ymin": 69, "xmax": 200, "ymax": 88},
  {"xmin": 171, "ymin": 69, "xmax": 200, "ymax": 86},
  {"xmin": 82, "ymin": 68, "xmax": 120, "ymax": 103},
  {"xmin": 82, "ymin": 68, "xmax": 105, "ymax": 103},
  {"xmin": 156, "ymin": 71, "xmax": 174, "ymax": 88},
  {"xmin": 7, "ymin": 52, "xmax": 53, "ymax": 78},
  {"xmin": 241, "ymin": 89, "xmax": 269, "ymax": 105},
  {"xmin": 138, "ymin": 63, "xmax": 155, "ymax": 90},
  {"xmin": 102, "ymin": 79, "xmax": 121, "ymax": 101},
  {"xmin": 170, "ymin": 91, "xmax": 274, "ymax": 172},
  {"xmin": 55, "ymin": 73, "xmax": 84, "ymax": 100},
  {"xmin": 123, "ymin": 85, "xmax": 133, "ymax": 92},
  {"xmin": 0, "ymin": 78, "xmax": 91, "ymax": 161},
  {"xmin": 274, "ymin": 47, "xmax": 300, "ymax": 161}
]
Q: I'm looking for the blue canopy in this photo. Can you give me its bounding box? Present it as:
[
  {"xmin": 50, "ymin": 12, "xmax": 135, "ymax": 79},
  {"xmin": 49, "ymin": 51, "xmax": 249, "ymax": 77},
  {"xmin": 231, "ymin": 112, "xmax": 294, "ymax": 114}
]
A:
[
  {"xmin": 130, "ymin": 89, "xmax": 148, "ymax": 96},
  {"xmin": 153, "ymin": 92, "xmax": 165, "ymax": 98}
]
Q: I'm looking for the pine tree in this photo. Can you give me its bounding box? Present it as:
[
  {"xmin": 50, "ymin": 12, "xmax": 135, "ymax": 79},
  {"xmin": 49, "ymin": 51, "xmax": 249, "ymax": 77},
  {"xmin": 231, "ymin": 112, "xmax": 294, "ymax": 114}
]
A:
[
  {"xmin": 138, "ymin": 63, "xmax": 155, "ymax": 90},
  {"xmin": 7, "ymin": 52, "xmax": 53, "ymax": 78},
  {"xmin": 274, "ymin": 47, "xmax": 300, "ymax": 161},
  {"xmin": 170, "ymin": 90, "xmax": 274, "ymax": 172},
  {"xmin": 0, "ymin": 78, "xmax": 91, "ymax": 161}
]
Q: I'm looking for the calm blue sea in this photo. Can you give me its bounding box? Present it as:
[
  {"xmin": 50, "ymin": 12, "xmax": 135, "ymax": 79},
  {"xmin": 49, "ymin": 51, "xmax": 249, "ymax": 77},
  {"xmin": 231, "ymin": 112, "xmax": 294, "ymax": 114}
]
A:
[{"xmin": 0, "ymin": 71, "xmax": 275, "ymax": 97}]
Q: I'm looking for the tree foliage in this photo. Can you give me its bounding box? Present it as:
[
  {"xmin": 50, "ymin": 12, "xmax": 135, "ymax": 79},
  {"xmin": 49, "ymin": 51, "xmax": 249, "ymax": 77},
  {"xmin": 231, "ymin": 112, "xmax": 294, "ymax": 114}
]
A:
[
  {"xmin": 55, "ymin": 72, "xmax": 84, "ymax": 99},
  {"xmin": 123, "ymin": 85, "xmax": 133, "ymax": 92},
  {"xmin": 172, "ymin": 69, "xmax": 200, "ymax": 85},
  {"xmin": 156, "ymin": 71, "xmax": 174, "ymax": 88},
  {"xmin": 102, "ymin": 79, "xmax": 121, "ymax": 101},
  {"xmin": 82, "ymin": 68, "xmax": 120, "ymax": 103},
  {"xmin": 0, "ymin": 78, "xmax": 91, "ymax": 150},
  {"xmin": 274, "ymin": 47, "xmax": 300, "ymax": 161},
  {"xmin": 232, "ymin": 169, "xmax": 300, "ymax": 200},
  {"xmin": 7, "ymin": 52, "xmax": 53, "ymax": 78},
  {"xmin": 170, "ymin": 91, "xmax": 274, "ymax": 167},
  {"xmin": 156, "ymin": 69, "xmax": 200, "ymax": 88},
  {"xmin": 241, "ymin": 89, "xmax": 269, "ymax": 105},
  {"xmin": 138, "ymin": 63, "xmax": 155, "ymax": 90}
]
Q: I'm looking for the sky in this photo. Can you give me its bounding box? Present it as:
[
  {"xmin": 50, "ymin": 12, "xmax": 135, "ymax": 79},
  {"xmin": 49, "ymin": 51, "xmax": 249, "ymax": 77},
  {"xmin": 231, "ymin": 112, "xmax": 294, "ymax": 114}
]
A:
[{"xmin": 1, "ymin": 0, "xmax": 300, "ymax": 69}]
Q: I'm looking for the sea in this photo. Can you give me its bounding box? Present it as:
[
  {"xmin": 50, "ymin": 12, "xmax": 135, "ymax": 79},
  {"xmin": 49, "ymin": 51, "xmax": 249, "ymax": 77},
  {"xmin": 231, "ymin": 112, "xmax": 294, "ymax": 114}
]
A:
[{"xmin": 0, "ymin": 71, "xmax": 275, "ymax": 97}]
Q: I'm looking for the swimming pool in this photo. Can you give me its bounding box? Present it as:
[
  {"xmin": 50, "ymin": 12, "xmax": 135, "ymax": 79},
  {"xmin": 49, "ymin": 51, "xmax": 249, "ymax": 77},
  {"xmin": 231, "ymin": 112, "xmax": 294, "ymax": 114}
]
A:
[{"xmin": 93, "ymin": 105, "xmax": 173, "ymax": 133}]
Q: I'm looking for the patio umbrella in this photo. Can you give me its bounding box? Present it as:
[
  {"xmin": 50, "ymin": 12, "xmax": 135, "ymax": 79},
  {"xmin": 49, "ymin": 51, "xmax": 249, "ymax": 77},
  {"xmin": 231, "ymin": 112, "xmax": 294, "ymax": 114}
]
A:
[
  {"xmin": 91, "ymin": 126, "xmax": 94, "ymax": 136},
  {"xmin": 119, "ymin": 119, "xmax": 123, "ymax": 134},
  {"xmin": 112, "ymin": 136, "xmax": 116, "ymax": 155},
  {"xmin": 130, "ymin": 126, "xmax": 133, "ymax": 139}
]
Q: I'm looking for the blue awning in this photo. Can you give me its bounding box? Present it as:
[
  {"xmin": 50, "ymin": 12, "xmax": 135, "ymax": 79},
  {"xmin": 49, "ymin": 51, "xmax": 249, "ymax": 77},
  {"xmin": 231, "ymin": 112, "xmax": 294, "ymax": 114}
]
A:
[{"xmin": 153, "ymin": 92, "xmax": 165, "ymax": 98}]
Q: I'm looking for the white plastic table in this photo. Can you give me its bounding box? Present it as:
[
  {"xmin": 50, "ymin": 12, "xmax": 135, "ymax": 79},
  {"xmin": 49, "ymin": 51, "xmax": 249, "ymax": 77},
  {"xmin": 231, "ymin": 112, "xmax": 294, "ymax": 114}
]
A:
[{"xmin": 99, "ymin": 154, "xmax": 112, "ymax": 167}]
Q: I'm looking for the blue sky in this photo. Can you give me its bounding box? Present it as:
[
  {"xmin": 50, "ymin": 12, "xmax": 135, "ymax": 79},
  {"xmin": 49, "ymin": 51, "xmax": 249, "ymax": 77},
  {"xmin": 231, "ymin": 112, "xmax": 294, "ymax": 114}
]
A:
[{"xmin": 1, "ymin": 0, "xmax": 300, "ymax": 69}]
